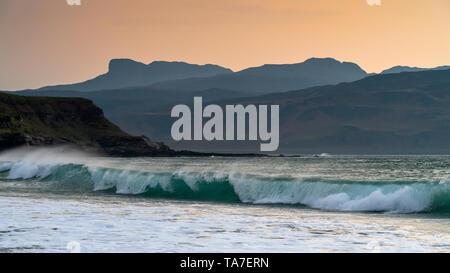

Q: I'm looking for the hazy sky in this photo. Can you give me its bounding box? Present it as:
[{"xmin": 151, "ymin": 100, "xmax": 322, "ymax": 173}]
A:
[{"xmin": 1, "ymin": 0, "xmax": 449, "ymax": 90}]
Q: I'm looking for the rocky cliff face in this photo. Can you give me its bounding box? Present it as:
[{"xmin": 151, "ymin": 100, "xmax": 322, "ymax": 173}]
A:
[
  {"xmin": 96, "ymin": 135, "xmax": 174, "ymax": 157},
  {"xmin": 0, "ymin": 93, "xmax": 175, "ymax": 157}
]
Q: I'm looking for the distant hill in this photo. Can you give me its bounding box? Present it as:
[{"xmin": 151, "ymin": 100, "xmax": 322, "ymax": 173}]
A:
[
  {"xmin": 151, "ymin": 58, "xmax": 368, "ymax": 94},
  {"xmin": 8, "ymin": 87, "xmax": 249, "ymax": 144},
  {"xmin": 381, "ymin": 65, "xmax": 450, "ymax": 74},
  {"xmin": 37, "ymin": 59, "xmax": 233, "ymax": 91},
  {"xmin": 0, "ymin": 92, "xmax": 176, "ymax": 156}
]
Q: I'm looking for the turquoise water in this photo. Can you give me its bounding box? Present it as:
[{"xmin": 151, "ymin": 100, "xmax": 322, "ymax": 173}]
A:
[{"xmin": 0, "ymin": 147, "xmax": 449, "ymax": 252}]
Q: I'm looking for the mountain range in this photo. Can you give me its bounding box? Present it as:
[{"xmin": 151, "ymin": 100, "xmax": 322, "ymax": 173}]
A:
[
  {"xmin": 11, "ymin": 57, "xmax": 450, "ymax": 94},
  {"xmin": 381, "ymin": 65, "xmax": 450, "ymax": 74},
  {"xmin": 209, "ymin": 69, "xmax": 450, "ymax": 154},
  {"xmin": 3, "ymin": 58, "xmax": 450, "ymax": 154},
  {"xmin": 150, "ymin": 58, "xmax": 368, "ymax": 94},
  {"xmin": 30, "ymin": 58, "xmax": 368, "ymax": 94}
]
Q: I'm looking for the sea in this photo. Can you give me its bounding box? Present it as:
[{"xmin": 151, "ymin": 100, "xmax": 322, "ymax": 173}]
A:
[{"xmin": 0, "ymin": 147, "xmax": 449, "ymax": 253}]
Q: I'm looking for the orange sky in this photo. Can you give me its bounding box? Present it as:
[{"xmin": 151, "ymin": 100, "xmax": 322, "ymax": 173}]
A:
[{"xmin": 1, "ymin": 0, "xmax": 449, "ymax": 90}]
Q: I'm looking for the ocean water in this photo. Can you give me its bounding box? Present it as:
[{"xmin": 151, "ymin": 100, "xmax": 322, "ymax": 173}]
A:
[{"xmin": 0, "ymin": 147, "xmax": 449, "ymax": 253}]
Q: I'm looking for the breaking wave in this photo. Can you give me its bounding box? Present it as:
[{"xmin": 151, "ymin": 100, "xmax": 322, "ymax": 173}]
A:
[{"xmin": 0, "ymin": 158, "xmax": 449, "ymax": 214}]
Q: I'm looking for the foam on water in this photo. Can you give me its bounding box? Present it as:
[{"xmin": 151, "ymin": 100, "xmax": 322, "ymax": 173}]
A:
[
  {"xmin": 0, "ymin": 152, "xmax": 449, "ymax": 213},
  {"xmin": 1, "ymin": 148, "xmax": 450, "ymax": 252},
  {"xmin": 1, "ymin": 195, "xmax": 448, "ymax": 253}
]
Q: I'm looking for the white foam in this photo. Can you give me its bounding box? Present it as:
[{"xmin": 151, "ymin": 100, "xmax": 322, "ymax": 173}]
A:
[
  {"xmin": 0, "ymin": 162, "xmax": 13, "ymax": 172},
  {"xmin": 89, "ymin": 167, "xmax": 172, "ymax": 194},
  {"xmin": 7, "ymin": 162, "xmax": 54, "ymax": 180},
  {"xmin": 0, "ymin": 147, "xmax": 448, "ymax": 214},
  {"xmin": 308, "ymin": 187, "xmax": 433, "ymax": 213},
  {"xmin": 174, "ymin": 171, "xmax": 229, "ymax": 191},
  {"xmin": 229, "ymin": 176, "xmax": 445, "ymax": 213}
]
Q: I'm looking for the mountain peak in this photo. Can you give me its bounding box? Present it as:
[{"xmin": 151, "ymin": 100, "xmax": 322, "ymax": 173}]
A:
[
  {"xmin": 108, "ymin": 59, "xmax": 147, "ymax": 74},
  {"xmin": 148, "ymin": 60, "xmax": 189, "ymax": 66},
  {"xmin": 303, "ymin": 57, "xmax": 340, "ymax": 64},
  {"xmin": 147, "ymin": 60, "xmax": 233, "ymax": 72}
]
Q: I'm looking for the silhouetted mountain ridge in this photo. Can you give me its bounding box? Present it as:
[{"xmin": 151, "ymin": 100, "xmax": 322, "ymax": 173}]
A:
[
  {"xmin": 38, "ymin": 59, "xmax": 233, "ymax": 91},
  {"xmin": 151, "ymin": 57, "xmax": 368, "ymax": 93},
  {"xmin": 381, "ymin": 65, "xmax": 450, "ymax": 74},
  {"xmin": 7, "ymin": 58, "xmax": 450, "ymax": 95},
  {"xmin": 21, "ymin": 57, "xmax": 370, "ymax": 94}
]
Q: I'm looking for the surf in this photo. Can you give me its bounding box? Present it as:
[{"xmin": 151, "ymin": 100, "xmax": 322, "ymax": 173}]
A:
[{"xmin": 1, "ymin": 157, "xmax": 449, "ymax": 214}]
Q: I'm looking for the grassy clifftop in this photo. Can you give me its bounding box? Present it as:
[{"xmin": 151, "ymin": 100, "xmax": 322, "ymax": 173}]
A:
[{"xmin": 0, "ymin": 93, "xmax": 173, "ymax": 156}]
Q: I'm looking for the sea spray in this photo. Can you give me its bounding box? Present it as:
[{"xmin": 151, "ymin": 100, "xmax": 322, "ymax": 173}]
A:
[{"xmin": 0, "ymin": 158, "xmax": 449, "ymax": 213}]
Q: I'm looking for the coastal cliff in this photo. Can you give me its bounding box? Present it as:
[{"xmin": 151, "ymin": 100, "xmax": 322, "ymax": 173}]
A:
[{"xmin": 0, "ymin": 92, "xmax": 174, "ymax": 157}]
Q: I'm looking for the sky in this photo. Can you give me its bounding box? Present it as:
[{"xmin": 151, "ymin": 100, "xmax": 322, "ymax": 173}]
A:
[{"xmin": 0, "ymin": 0, "xmax": 449, "ymax": 90}]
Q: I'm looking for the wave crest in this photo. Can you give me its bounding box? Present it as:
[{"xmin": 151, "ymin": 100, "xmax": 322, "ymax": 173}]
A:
[{"xmin": 0, "ymin": 159, "xmax": 449, "ymax": 214}]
